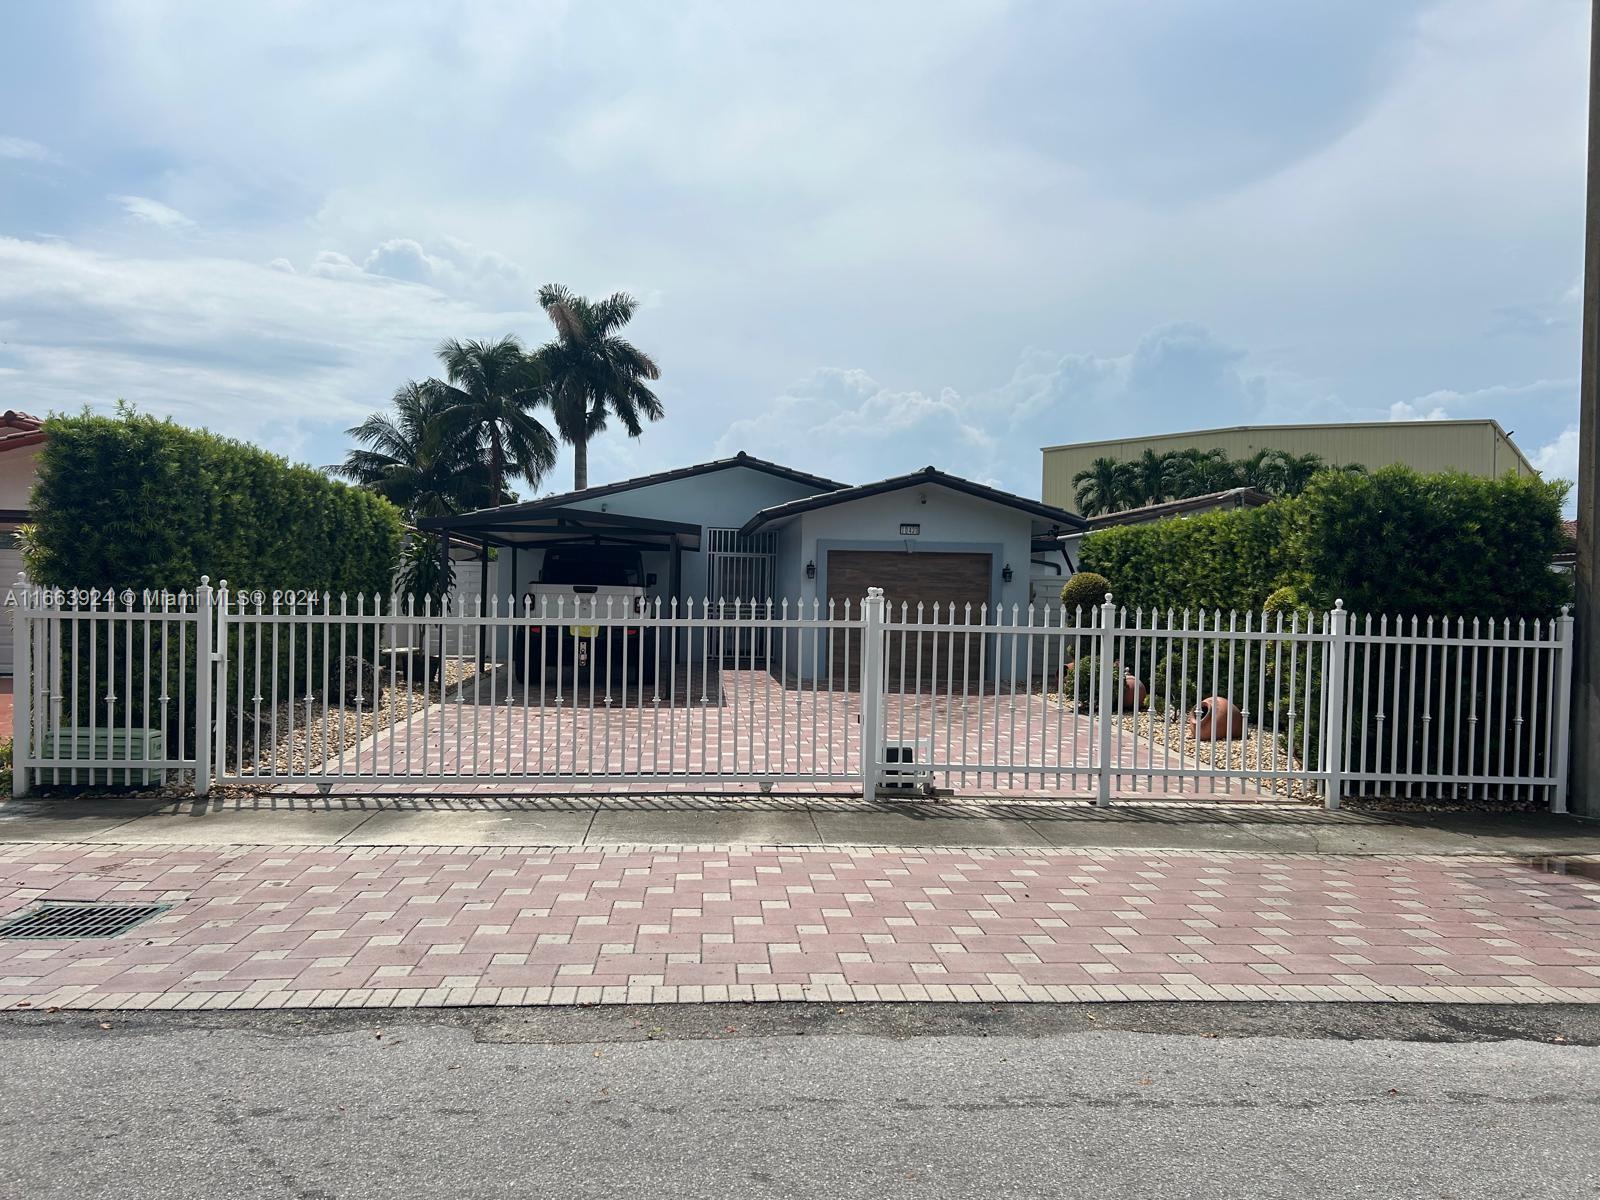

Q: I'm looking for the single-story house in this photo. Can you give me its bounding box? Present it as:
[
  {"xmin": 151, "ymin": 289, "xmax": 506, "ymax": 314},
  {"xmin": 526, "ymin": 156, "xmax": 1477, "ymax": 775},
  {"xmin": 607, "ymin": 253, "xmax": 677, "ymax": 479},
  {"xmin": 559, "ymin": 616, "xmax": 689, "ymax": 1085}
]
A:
[
  {"xmin": 419, "ymin": 452, "xmax": 1086, "ymax": 677},
  {"xmin": 0, "ymin": 411, "xmax": 45, "ymax": 674}
]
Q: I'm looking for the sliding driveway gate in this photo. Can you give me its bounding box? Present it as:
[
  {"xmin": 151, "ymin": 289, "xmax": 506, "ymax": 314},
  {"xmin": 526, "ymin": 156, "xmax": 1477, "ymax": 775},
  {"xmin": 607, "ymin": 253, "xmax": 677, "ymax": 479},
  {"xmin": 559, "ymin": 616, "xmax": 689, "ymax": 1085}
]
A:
[{"xmin": 9, "ymin": 578, "xmax": 1575, "ymax": 809}]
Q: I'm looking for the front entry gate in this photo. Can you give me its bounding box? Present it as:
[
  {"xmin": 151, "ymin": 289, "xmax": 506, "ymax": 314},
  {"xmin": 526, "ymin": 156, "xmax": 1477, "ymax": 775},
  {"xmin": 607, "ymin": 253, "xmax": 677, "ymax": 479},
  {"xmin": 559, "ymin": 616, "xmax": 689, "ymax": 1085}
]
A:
[{"xmin": 9, "ymin": 578, "xmax": 1575, "ymax": 809}]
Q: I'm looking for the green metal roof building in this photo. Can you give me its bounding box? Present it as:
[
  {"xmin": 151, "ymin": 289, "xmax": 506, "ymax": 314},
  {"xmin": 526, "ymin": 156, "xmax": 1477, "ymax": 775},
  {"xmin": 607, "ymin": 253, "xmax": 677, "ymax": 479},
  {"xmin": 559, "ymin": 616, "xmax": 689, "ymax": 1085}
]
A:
[{"xmin": 1040, "ymin": 419, "xmax": 1537, "ymax": 514}]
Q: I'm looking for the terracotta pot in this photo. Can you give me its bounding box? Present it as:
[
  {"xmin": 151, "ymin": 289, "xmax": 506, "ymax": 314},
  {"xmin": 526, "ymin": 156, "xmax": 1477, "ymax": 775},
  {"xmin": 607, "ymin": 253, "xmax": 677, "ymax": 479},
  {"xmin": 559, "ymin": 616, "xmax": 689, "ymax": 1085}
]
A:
[
  {"xmin": 1122, "ymin": 673, "xmax": 1147, "ymax": 711},
  {"xmin": 1188, "ymin": 695, "xmax": 1244, "ymax": 740}
]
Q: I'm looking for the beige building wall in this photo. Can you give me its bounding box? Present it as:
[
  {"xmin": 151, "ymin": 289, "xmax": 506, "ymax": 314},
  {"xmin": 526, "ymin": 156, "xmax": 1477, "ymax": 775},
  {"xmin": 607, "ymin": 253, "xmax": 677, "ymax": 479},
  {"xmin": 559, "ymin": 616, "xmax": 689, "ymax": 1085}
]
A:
[
  {"xmin": 0, "ymin": 444, "xmax": 42, "ymax": 512},
  {"xmin": 1040, "ymin": 420, "xmax": 1536, "ymax": 513}
]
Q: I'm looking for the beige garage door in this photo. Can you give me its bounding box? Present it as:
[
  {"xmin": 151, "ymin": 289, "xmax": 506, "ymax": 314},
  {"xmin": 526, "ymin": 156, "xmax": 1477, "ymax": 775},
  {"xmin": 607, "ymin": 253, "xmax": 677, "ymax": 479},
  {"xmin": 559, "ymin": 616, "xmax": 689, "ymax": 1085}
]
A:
[{"xmin": 827, "ymin": 550, "xmax": 991, "ymax": 687}]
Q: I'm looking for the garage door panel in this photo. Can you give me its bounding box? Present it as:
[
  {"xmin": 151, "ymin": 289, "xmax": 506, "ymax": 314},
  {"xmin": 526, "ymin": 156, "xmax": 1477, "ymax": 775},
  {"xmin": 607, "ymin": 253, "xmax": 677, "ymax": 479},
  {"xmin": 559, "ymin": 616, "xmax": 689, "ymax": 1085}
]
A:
[{"xmin": 827, "ymin": 551, "xmax": 991, "ymax": 688}]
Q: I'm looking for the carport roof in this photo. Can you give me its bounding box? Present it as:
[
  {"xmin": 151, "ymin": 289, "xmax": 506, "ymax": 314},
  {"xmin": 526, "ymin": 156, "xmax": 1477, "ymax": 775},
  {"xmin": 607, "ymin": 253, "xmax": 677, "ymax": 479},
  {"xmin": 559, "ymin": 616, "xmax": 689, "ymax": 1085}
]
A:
[
  {"xmin": 416, "ymin": 504, "xmax": 701, "ymax": 551},
  {"xmin": 738, "ymin": 466, "xmax": 1089, "ymax": 535}
]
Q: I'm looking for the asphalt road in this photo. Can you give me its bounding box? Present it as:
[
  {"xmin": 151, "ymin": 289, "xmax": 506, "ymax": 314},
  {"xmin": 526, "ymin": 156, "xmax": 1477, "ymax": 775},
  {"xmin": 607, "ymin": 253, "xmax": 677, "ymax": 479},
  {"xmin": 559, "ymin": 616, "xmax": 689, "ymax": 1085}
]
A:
[{"xmin": 2, "ymin": 1004, "xmax": 1597, "ymax": 1200}]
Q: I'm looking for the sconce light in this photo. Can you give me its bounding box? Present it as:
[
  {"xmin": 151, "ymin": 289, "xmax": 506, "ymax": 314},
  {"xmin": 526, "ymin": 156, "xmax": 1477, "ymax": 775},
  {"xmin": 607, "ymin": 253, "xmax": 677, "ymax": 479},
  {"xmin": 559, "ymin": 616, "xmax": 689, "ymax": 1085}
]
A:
[
  {"xmin": 805, "ymin": 560, "xmax": 816, "ymax": 580},
  {"xmin": 1001, "ymin": 563, "xmax": 1014, "ymax": 583}
]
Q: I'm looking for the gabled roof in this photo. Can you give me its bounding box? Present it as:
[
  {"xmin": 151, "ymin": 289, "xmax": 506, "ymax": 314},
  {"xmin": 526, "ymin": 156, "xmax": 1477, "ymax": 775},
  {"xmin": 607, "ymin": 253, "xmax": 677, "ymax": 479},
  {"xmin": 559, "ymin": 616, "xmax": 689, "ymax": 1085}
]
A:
[
  {"xmin": 471, "ymin": 451, "xmax": 846, "ymax": 520},
  {"xmin": 739, "ymin": 466, "xmax": 1088, "ymax": 535},
  {"xmin": 1082, "ymin": 487, "xmax": 1271, "ymax": 530},
  {"xmin": 0, "ymin": 411, "xmax": 44, "ymax": 454}
]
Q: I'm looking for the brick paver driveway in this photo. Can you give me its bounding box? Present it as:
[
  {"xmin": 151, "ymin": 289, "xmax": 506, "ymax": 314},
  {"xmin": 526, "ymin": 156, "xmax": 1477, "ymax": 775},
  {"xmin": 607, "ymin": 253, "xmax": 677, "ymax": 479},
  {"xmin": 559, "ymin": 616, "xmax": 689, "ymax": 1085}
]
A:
[
  {"xmin": 2, "ymin": 842, "xmax": 1596, "ymax": 1010},
  {"xmin": 309, "ymin": 670, "xmax": 1264, "ymax": 800}
]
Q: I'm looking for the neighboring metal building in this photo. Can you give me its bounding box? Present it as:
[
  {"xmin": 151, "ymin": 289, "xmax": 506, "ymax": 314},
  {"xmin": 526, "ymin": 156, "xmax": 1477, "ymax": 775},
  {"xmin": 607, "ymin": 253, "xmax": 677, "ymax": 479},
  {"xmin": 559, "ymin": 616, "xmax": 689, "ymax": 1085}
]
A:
[{"xmin": 1041, "ymin": 419, "xmax": 1537, "ymax": 514}]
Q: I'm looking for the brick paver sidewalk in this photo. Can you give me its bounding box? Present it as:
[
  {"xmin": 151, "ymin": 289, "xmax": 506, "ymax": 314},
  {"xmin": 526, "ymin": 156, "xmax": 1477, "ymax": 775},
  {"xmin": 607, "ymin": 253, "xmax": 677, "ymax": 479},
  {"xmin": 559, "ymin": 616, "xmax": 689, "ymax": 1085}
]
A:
[{"xmin": 2, "ymin": 842, "xmax": 1598, "ymax": 1010}]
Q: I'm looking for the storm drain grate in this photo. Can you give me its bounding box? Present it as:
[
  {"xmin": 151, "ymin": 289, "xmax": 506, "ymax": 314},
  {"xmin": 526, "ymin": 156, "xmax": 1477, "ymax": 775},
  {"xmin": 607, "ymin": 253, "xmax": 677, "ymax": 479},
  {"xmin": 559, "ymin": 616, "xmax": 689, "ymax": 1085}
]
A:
[{"xmin": 0, "ymin": 901, "xmax": 171, "ymax": 940}]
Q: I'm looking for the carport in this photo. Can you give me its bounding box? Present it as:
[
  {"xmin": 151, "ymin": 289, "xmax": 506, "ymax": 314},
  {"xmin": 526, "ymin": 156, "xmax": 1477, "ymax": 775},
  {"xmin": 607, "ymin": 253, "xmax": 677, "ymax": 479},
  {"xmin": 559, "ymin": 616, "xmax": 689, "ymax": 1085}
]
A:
[{"xmin": 416, "ymin": 503, "xmax": 702, "ymax": 609}]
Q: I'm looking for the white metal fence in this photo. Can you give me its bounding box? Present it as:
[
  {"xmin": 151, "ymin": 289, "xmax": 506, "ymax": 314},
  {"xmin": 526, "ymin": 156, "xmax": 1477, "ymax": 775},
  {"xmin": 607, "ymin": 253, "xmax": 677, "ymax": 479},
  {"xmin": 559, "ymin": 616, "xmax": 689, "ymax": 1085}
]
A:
[{"xmin": 8, "ymin": 578, "xmax": 1575, "ymax": 810}]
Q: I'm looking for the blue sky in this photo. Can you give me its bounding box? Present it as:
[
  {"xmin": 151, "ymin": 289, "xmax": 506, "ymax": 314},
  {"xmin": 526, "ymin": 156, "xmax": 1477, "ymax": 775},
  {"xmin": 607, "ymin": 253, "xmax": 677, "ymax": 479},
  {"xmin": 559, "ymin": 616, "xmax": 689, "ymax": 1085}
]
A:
[{"xmin": 0, "ymin": 1, "xmax": 1588, "ymax": 506}]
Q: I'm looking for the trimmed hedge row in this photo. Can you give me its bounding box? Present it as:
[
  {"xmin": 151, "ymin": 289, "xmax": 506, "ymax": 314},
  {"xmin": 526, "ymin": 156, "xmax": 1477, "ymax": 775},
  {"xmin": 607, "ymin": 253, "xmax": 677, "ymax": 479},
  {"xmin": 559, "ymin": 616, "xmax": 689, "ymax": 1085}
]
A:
[
  {"xmin": 1078, "ymin": 466, "xmax": 1569, "ymax": 619},
  {"xmin": 24, "ymin": 410, "xmax": 403, "ymax": 594},
  {"xmin": 1077, "ymin": 501, "xmax": 1303, "ymax": 615}
]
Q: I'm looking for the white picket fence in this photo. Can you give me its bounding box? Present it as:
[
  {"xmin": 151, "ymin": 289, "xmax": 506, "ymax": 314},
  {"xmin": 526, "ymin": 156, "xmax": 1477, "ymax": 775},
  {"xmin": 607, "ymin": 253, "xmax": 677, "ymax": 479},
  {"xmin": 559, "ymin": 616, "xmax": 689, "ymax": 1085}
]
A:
[{"xmin": 7, "ymin": 578, "xmax": 1575, "ymax": 810}]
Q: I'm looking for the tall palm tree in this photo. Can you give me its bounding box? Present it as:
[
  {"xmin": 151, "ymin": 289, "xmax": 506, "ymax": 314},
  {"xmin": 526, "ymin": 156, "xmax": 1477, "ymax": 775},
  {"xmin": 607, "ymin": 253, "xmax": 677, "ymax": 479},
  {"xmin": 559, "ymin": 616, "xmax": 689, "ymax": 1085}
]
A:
[
  {"xmin": 431, "ymin": 335, "xmax": 557, "ymax": 502},
  {"xmin": 534, "ymin": 284, "xmax": 662, "ymax": 491},
  {"xmin": 329, "ymin": 381, "xmax": 504, "ymax": 518},
  {"xmin": 1072, "ymin": 457, "xmax": 1133, "ymax": 517}
]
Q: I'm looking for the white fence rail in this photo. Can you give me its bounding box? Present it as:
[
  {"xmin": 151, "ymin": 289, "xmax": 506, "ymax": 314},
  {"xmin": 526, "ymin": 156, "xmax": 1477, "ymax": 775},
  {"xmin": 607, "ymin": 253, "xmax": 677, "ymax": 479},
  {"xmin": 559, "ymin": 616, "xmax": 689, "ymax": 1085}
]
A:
[{"xmin": 8, "ymin": 579, "xmax": 1575, "ymax": 810}]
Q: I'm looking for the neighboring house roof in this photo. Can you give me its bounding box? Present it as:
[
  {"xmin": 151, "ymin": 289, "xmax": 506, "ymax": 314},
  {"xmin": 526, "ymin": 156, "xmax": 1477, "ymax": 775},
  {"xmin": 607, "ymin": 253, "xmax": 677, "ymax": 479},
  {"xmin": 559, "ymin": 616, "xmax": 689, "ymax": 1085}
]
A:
[
  {"xmin": 1080, "ymin": 487, "xmax": 1272, "ymax": 531},
  {"xmin": 1555, "ymin": 519, "xmax": 1579, "ymax": 568},
  {"xmin": 739, "ymin": 466, "xmax": 1088, "ymax": 535},
  {"xmin": 460, "ymin": 451, "xmax": 847, "ymax": 520},
  {"xmin": 0, "ymin": 411, "xmax": 44, "ymax": 454}
]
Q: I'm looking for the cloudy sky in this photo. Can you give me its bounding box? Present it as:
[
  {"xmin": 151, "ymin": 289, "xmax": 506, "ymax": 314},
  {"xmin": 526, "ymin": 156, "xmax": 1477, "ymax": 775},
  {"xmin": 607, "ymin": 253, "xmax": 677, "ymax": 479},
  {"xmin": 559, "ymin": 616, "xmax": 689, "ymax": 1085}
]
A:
[{"xmin": 0, "ymin": 1, "xmax": 1588, "ymax": 507}]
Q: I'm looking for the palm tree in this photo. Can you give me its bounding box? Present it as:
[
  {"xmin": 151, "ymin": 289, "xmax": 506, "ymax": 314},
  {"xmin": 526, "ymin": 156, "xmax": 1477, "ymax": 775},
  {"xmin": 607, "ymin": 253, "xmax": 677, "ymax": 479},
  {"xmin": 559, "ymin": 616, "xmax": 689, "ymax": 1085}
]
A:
[
  {"xmin": 329, "ymin": 381, "xmax": 504, "ymax": 518},
  {"xmin": 1127, "ymin": 449, "xmax": 1182, "ymax": 507},
  {"xmin": 431, "ymin": 335, "xmax": 557, "ymax": 502},
  {"xmin": 1236, "ymin": 448, "xmax": 1285, "ymax": 496},
  {"xmin": 534, "ymin": 284, "xmax": 662, "ymax": 491},
  {"xmin": 1073, "ymin": 457, "xmax": 1133, "ymax": 517},
  {"xmin": 1272, "ymin": 451, "xmax": 1328, "ymax": 497},
  {"xmin": 1170, "ymin": 447, "xmax": 1239, "ymax": 498}
]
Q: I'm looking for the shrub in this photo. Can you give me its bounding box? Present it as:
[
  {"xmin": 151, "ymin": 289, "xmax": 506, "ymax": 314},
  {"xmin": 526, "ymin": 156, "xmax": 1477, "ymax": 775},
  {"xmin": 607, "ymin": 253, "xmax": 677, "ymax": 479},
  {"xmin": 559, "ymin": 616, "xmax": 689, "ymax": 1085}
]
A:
[
  {"xmin": 1059, "ymin": 571, "xmax": 1110, "ymax": 613},
  {"xmin": 24, "ymin": 407, "xmax": 403, "ymax": 594},
  {"xmin": 1294, "ymin": 466, "xmax": 1569, "ymax": 618},
  {"xmin": 1078, "ymin": 502, "xmax": 1304, "ymax": 615},
  {"xmin": 1079, "ymin": 467, "xmax": 1568, "ymax": 621},
  {"xmin": 1262, "ymin": 585, "xmax": 1303, "ymax": 619},
  {"xmin": 1057, "ymin": 655, "xmax": 1145, "ymax": 712}
]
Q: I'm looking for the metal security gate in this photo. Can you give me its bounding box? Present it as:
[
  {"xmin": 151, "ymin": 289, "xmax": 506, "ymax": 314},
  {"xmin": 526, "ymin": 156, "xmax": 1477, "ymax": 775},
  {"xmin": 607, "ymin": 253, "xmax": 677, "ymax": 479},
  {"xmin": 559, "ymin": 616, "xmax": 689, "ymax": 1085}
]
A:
[
  {"xmin": 206, "ymin": 585, "xmax": 863, "ymax": 788},
  {"xmin": 9, "ymin": 580, "xmax": 213, "ymax": 792},
  {"xmin": 8, "ymin": 577, "xmax": 1576, "ymax": 809},
  {"xmin": 707, "ymin": 529, "xmax": 777, "ymax": 664}
]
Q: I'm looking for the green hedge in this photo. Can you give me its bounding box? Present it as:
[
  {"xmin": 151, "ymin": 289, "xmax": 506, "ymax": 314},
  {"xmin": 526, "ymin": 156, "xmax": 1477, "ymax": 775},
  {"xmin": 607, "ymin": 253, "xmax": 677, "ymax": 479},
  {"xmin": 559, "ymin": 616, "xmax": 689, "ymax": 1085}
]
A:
[
  {"xmin": 1078, "ymin": 466, "xmax": 1568, "ymax": 619},
  {"xmin": 1293, "ymin": 467, "xmax": 1568, "ymax": 616},
  {"xmin": 24, "ymin": 409, "xmax": 403, "ymax": 594},
  {"xmin": 1077, "ymin": 501, "xmax": 1304, "ymax": 614}
]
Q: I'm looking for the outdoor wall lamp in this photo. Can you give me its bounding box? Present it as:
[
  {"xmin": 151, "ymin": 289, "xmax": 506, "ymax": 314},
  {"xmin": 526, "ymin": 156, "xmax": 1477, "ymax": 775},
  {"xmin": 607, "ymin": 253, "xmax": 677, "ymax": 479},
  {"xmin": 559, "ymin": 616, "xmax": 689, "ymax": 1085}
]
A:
[
  {"xmin": 805, "ymin": 560, "xmax": 816, "ymax": 580},
  {"xmin": 1001, "ymin": 563, "xmax": 1014, "ymax": 583}
]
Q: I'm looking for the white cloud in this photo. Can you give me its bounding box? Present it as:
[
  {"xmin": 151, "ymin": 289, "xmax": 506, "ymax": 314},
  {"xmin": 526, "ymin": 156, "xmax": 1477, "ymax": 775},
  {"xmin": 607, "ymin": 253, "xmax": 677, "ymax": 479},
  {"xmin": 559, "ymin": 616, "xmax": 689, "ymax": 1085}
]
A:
[
  {"xmin": 0, "ymin": 136, "xmax": 56, "ymax": 163},
  {"xmin": 717, "ymin": 368, "xmax": 998, "ymax": 486},
  {"xmin": 0, "ymin": 235, "xmax": 528, "ymax": 453},
  {"xmin": 1532, "ymin": 426, "xmax": 1579, "ymax": 517},
  {"xmin": 716, "ymin": 324, "xmax": 1341, "ymax": 493},
  {"xmin": 360, "ymin": 236, "xmax": 532, "ymax": 308},
  {"xmin": 1532, "ymin": 426, "xmax": 1579, "ymax": 482},
  {"xmin": 0, "ymin": 2, "xmax": 1586, "ymax": 500},
  {"xmin": 1387, "ymin": 379, "xmax": 1575, "ymax": 433},
  {"xmin": 1389, "ymin": 398, "xmax": 1451, "ymax": 421},
  {"xmin": 113, "ymin": 195, "xmax": 195, "ymax": 230}
]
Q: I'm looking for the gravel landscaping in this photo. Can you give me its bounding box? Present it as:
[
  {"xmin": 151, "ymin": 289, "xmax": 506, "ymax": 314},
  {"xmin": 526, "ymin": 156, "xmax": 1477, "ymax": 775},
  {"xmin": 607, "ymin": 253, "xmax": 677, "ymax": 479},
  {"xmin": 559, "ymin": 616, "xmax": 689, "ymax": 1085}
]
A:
[
  {"xmin": 1114, "ymin": 708, "xmax": 1316, "ymax": 802},
  {"xmin": 224, "ymin": 658, "xmax": 483, "ymax": 777}
]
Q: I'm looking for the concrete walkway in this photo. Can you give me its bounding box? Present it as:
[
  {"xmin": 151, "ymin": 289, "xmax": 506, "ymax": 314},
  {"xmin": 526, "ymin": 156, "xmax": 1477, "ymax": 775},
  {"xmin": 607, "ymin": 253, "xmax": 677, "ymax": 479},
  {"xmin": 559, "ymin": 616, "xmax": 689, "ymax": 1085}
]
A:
[{"xmin": 2, "ymin": 793, "xmax": 1599, "ymax": 857}]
